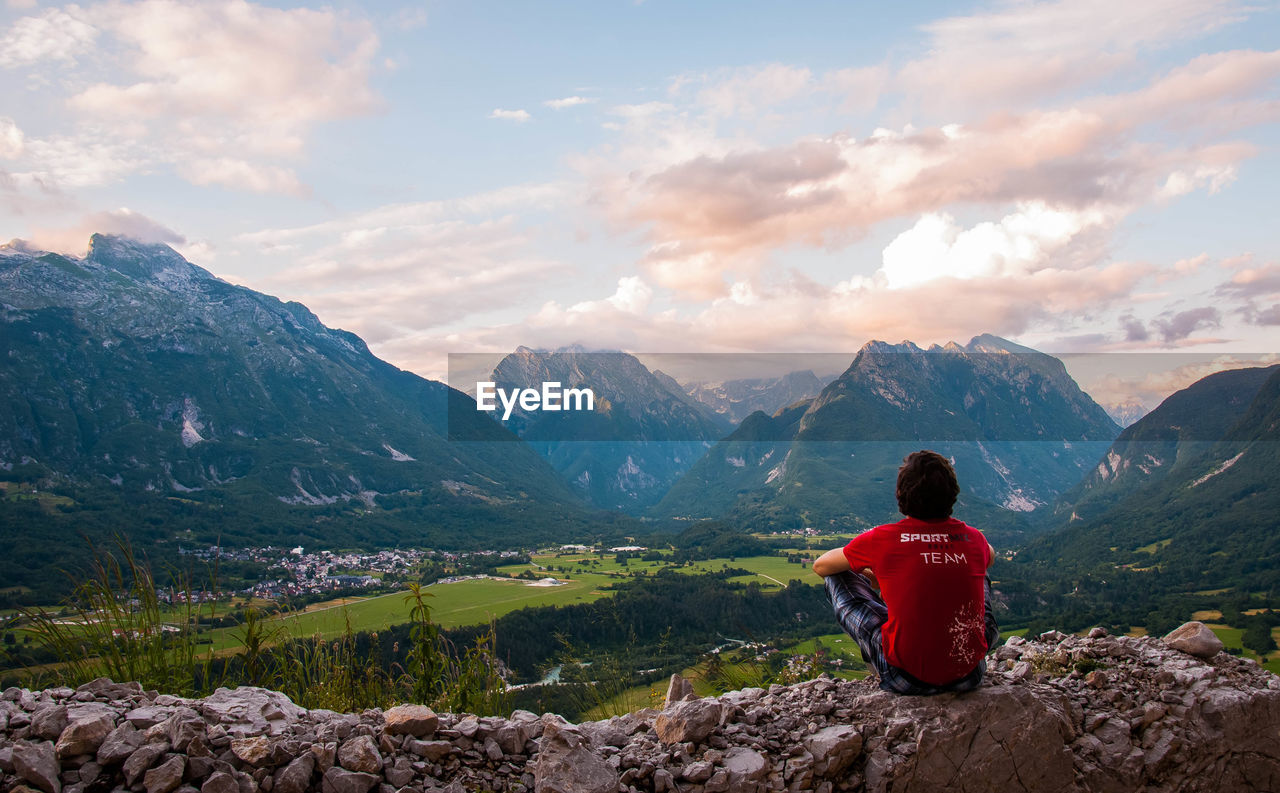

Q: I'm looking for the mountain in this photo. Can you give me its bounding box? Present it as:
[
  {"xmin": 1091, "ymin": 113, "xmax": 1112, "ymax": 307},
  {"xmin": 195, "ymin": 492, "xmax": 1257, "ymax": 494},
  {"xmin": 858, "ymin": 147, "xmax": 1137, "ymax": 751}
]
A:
[
  {"xmin": 1023, "ymin": 364, "xmax": 1280, "ymax": 592},
  {"xmin": 481, "ymin": 347, "xmax": 729, "ymax": 511},
  {"xmin": 0, "ymin": 235, "xmax": 612, "ymax": 592},
  {"xmin": 681, "ymin": 370, "xmax": 832, "ymax": 425},
  {"xmin": 655, "ymin": 335, "xmax": 1121, "ymax": 544},
  {"xmin": 1051, "ymin": 364, "xmax": 1279, "ymax": 524}
]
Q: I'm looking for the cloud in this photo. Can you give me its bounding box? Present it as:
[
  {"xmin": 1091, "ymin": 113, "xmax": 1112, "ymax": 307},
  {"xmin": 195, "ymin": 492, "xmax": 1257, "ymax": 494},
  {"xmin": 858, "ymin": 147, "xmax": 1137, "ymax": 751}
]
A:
[
  {"xmin": 489, "ymin": 108, "xmax": 531, "ymax": 123},
  {"xmin": 897, "ymin": 0, "xmax": 1249, "ymax": 113},
  {"xmin": 1248, "ymin": 305, "xmax": 1280, "ymax": 326},
  {"xmin": 1153, "ymin": 307, "xmax": 1221, "ymax": 343},
  {"xmin": 68, "ymin": 1, "xmax": 380, "ymax": 129},
  {"xmin": 2, "ymin": 1, "xmax": 382, "ymax": 195},
  {"xmin": 0, "ymin": 118, "xmax": 24, "ymax": 158},
  {"xmin": 879, "ymin": 203, "xmax": 1110, "ymax": 289},
  {"xmin": 675, "ymin": 63, "xmax": 889, "ymax": 119},
  {"xmin": 544, "ymin": 96, "xmax": 595, "ymax": 109},
  {"xmin": 27, "ymin": 208, "xmax": 184, "ymax": 254},
  {"xmin": 176, "ymin": 158, "xmax": 307, "ymax": 197},
  {"xmin": 0, "ymin": 6, "xmax": 97, "ymax": 66},
  {"xmin": 1121, "ymin": 316, "xmax": 1150, "ymax": 342},
  {"xmin": 560, "ymin": 276, "xmax": 654, "ymax": 317},
  {"xmin": 1216, "ymin": 263, "xmax": 1280, "ymax": 299},
  {"xmin": 589, "ymin": 40, "xmax": 1272, "ymax": 299},
  {"xmin": 1083, "ymin": 354, "xmax": 1280, "ymax": 414}
]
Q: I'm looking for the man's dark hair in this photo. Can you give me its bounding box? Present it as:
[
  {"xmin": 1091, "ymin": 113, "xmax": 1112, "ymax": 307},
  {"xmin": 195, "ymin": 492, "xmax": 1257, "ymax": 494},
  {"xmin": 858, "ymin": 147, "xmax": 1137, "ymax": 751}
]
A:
[{"xmin": 896, "ymin": 450, "xmax": 959, "ymax": 520}]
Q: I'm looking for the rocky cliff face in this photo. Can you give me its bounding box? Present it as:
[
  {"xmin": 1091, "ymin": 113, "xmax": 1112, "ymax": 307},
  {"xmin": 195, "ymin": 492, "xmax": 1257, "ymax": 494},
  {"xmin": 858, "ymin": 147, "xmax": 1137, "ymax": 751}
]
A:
[{"xmin": 2, "ymin": 629, "xmax": 1277, "ymax": 793}]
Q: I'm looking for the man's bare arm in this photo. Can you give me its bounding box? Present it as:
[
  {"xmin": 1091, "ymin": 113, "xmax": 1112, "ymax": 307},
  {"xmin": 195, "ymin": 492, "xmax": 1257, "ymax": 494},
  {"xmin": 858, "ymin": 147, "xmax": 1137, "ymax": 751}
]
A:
[{"xmin": 812, "ymin": 547, "xmax": 851, "ymax": 577}]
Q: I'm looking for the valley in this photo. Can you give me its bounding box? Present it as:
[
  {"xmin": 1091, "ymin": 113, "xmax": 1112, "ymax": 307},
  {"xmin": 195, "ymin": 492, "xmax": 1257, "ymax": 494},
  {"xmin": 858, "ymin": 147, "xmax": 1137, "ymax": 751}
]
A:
[{"xmin": 2, "ymin": 235, "xmax": 1278, "ymax": 719}]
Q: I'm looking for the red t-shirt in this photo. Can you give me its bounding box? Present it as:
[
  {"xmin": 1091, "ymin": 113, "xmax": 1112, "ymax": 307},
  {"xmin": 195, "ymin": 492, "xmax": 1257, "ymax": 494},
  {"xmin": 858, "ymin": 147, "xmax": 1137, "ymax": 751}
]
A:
[{"xmin": 842, "ymin": 517, "xmax": 991, "ymax": 686}]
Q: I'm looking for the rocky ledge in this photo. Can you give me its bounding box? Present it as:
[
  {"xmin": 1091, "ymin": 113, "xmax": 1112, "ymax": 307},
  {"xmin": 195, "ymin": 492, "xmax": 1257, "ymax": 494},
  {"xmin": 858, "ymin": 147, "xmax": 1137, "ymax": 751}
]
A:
[{"xmin": 2, "ymin": 626, "xmax": 1279, "ymax": 793}]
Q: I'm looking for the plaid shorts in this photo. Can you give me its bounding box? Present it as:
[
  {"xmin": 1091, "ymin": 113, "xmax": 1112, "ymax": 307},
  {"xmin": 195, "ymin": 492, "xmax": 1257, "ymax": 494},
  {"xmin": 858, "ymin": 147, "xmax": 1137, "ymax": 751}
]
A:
[{"xmin": 825, "ymin": 570, "xmax": 999, "ymax": 695}]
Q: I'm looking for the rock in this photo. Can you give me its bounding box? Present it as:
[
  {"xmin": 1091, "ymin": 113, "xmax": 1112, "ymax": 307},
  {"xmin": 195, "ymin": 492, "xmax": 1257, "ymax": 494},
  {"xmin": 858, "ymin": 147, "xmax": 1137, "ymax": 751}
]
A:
[
  {"xmin": 144, "ymin": 755, "xmax": 186, "ymax": 793},
  {"xmin": 664, "ymin": 674, "xmax": 695, "ymax": 707},
  {"xmin": 382, "ymin": 705, "xmax": 438, "ymax": 738},
  {"xmin": 55, "ymin": 711, "xmax": 116, "ymax": 758},
  {"xmin": 12, "ymin": 740, "xmax": 62, "ymax": 793},
  {"xmin": 310, "ymin": 741, "xmax": 337, "ymax": 772},
  {"xmin": 76, "ymin": 760, "xmax": 103, "ymax": 784},
  {"xmin": 201, "ymin": 771, "xmax": 240, "ymax": 793},
  {"xmin": 1163, "ymin": 621, "xmax": 1224, "ymax": 659},
  {"xmin": 272, "ymin": 752, "xmax": 315, "ymax": 793},
  {"xmin": 337, "ymin": 735, "xmax": 383, "ymax": 774},
  {"xmin": 123, "ymin": 742, "xmax": 170, "ymax": 786},
  {"xmin": 96, "ymin": 722, "xmax": 144, "ymax": 765},
  {"xmin": 320, "ymin": 766, "xmax": 379, "ymax": 793},
  {"xmin": 31, "ymin": 706, "xmax": 69, "ymax": 740},
  {"xmin": 384, "ymin": 757, "xmax": 414, "ymax": 788},
  {"xmin": 126, "ymin": 706, "xmax": 174, "ymax": 728},
  {"xmin": 654, "ymin": 699, "xmax": 722, "ymax": 745},
  {"xmin": 803, "ymin": 724, "xmax": 862, "ymax": 777},
  {"xmin": 405, "ymin": 739, "xmax": 453, "ymax": 762},
  {"xmin": 231, "ymin": 736, "xmax": 273, "ymax": 767},
  {"xmin": 533, "ymin": 721, "xmax": 619, "ymax": 793},
  {"xmin": 167, "ymin": 708, "xmax": 207, "ymax": 752},
  {"xmin": 681, "ymin": 760, "xmax": 713, "ymax": 781},
  {"xmin": 201, "ymin": 688, "xmax": 305, "ymax": 737}
]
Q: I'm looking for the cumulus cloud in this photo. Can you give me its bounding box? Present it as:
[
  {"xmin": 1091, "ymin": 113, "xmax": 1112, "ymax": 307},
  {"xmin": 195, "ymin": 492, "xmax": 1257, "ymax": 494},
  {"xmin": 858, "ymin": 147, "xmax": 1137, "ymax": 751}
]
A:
[
  {"xmin": 879, "ymin": 203, "xmax": 1110, "ymax": 289},
  {"xmin": 490, "ymin": 108, "xmax": 532, "ymax": 122},
  {"xmin": 588, "ymin": 38, "xmax": 1273, "ymax": 299}
]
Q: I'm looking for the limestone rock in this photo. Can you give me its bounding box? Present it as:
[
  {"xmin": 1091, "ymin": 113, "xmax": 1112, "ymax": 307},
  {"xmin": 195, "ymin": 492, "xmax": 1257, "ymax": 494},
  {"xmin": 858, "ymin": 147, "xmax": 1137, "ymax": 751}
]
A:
[
  {"xmin": 533, "ymin": 720, "xmax": 619, "ymax": 793},
  {"xmin": 382, "ymin": 705, "xmax": 438, "ymax": 738},
  {"xmin": 1163, "ymin": 621, "xmax": 1224, "ymax": 659},
  {"xmin": 12, "ymin": 740, "xmax": 62, "ymax": 793},
  {"xmin": 654, "ymin": 699, "xmax": 722, "ymax": 745}
]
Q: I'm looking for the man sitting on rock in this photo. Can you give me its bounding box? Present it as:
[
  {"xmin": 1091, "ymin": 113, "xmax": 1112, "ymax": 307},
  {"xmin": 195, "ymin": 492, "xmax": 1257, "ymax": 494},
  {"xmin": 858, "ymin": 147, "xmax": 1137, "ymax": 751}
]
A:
[{"xmin": 812, "ymin": 450, "xmax": 999, "ymax": 695}]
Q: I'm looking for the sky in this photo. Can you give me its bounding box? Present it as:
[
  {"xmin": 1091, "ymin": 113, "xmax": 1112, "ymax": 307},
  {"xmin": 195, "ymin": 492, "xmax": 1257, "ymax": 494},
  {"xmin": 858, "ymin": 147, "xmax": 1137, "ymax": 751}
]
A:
[{"xmin": 1, "ymin": 0, "xmax": 1278, "ymax": 411}]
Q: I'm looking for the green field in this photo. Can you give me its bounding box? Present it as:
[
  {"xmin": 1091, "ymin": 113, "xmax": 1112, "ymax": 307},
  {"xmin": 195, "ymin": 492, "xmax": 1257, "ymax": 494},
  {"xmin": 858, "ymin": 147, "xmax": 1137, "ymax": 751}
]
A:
[{"xmin": 195, "ymin": 551, "xmax": 822, "ymax": 651}]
